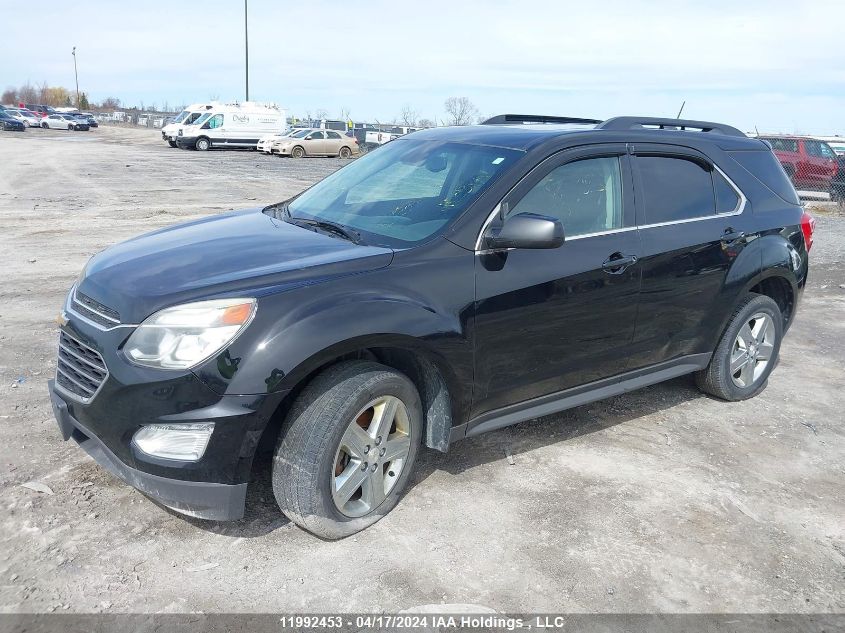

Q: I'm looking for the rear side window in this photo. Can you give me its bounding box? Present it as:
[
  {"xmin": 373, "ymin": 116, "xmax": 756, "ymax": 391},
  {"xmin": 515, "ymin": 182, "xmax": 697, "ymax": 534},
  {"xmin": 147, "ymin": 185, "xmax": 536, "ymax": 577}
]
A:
[
  {"xmin": 727, "ymin": 150, "xmax": 800, "ymax": 205},
  {"xmin": 327, "ymin": 131, "xmax": 342, "ymax": 139},
  {"xmin": 636, "ymin": 156, "xmax": 714, "ymax": 224}
]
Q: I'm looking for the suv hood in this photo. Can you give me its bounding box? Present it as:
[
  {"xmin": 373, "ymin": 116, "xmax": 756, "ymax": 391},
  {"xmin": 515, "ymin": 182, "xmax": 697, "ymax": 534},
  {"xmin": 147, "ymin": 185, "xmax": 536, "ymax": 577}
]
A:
[{"xmin": 77, "ymin": 209, "xmax": 394, "ymax": 323}]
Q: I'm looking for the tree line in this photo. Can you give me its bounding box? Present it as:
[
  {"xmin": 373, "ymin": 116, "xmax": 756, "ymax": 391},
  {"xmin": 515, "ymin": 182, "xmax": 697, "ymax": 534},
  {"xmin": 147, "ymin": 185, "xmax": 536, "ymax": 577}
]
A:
[{"xmin": 3, "ymin": 83, "xmax": 487, "ymax": 126}]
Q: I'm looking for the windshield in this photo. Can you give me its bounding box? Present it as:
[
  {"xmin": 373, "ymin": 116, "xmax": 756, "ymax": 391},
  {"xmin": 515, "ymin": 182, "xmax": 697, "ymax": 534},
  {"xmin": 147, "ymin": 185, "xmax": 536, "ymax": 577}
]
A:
[
  {"xmin": 194, "ymin": 113, "xmax": 212, "ymax": 126},
  {"xmin": 173, "ymin": 110, "xmax": 190, "ymax": 123},
  {"xmin": 291, "ymin": 129, "xmax": 310, "ymax": 138},
  {"xmin": 284, "ymin": 139, "xmax": 521, "ymax": 247}
]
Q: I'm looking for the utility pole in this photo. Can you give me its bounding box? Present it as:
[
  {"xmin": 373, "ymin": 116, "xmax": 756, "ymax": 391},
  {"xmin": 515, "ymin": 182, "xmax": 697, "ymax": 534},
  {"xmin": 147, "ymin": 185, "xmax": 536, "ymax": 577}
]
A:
[
  {"xmin": 72, "ymin": 47, "xmax": 80, "ymax": 107},
  {"xmin": 244, "ymin": 0, "xmax": 249, "ymax": 102}
]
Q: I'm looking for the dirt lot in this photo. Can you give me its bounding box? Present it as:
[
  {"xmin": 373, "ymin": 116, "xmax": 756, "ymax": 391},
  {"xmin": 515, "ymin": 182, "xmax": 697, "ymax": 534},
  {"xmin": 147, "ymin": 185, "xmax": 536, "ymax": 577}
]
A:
[{"xmin": 0, "ymin": 126, "xmax": 843, "ymax": 614}]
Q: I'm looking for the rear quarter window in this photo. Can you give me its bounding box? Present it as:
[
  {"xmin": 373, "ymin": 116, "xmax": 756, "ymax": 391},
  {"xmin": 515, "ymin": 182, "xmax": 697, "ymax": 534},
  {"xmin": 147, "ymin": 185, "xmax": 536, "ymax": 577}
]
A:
[{"xmin": 727, "ymin": 150, "xmax": 800, "ymax": 206}]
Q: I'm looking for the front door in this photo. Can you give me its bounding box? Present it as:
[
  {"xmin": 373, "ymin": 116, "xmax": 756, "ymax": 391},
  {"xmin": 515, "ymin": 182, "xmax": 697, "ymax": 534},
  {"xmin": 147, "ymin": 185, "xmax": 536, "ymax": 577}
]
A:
[{"xmin": 472, "ymin": 145, "xmax": 641, "ymax": 420}]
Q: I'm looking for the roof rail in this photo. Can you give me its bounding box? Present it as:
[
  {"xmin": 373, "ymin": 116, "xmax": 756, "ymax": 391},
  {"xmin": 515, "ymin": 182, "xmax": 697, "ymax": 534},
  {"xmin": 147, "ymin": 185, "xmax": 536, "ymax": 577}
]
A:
[
  {"xmin": 597, "ymin": 116, "xmax": 745, "ymax": 137},
  {"xmin": 481, "ymin": 114, "xmax": 602, "ymax": 126}
]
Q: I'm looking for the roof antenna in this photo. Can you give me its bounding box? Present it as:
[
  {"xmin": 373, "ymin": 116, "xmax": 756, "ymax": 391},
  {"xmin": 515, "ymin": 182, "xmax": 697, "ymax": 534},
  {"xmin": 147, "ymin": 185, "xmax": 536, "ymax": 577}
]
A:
[{"xmin": 676, "ymin": 101, "xmax": 686, "ymax": 119}]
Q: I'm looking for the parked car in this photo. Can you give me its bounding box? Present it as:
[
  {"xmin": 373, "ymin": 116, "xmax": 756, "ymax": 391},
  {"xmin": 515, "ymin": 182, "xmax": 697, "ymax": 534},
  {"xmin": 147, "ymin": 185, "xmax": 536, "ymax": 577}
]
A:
[
  {"xmin": 22, "ymin": 103, "xmax": 56, "ymax": 118},
  {"xmin": 76, "ymin": 113, "xmax": 98, "ymax": 128},
  {"xmin": 0, "ymin": 110, "xmax": 26, "ymax": 131},
  {"xmin": 273, "ymin": 128, "xmax": 358, "ymax": 158},
  {"xmin": 759, "ymin": 135, "xmax": 838, "ymax": 193},
  {"xmin": 50, "ymin": 114, "xmax": 812, "ymax": 539},
  {"xmin": 41, "ymin": 113, "xmax": 89, "ymax": 130},
  {"xmin": 4, "ymin": 108, "xmax": 41, "ymax": 127},
  {"xmin": 257, "ymin": 129, "xmax": 297, "ymax": 154},
  {"xmin": 831, "ymin": 155, "xmax": 845, "ymax": 203}
]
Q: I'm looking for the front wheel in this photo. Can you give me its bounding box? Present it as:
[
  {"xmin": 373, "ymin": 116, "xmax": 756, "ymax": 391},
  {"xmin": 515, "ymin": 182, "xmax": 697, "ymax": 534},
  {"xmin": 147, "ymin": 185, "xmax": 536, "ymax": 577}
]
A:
[
  {"xmin": 195, "ymin": 137, "xmax": 211, "ymax": 151},
  {"xmin": 272, "ymin": 361, "xmax": 422, "ymax": 539},
  {"xmin": 291, "ymin": 145, "xmax": 305, "ymax": 158},
  {"xmin": 695, "ymin": 293, "xmax": 783, "ymax": 401},
  {"xmin": 167, "ymin": 139, "xmax": 177, "ymax": 148},
  {"xmin": 41, "ymin": 122, "xmax": 48, "ymax": 129}
]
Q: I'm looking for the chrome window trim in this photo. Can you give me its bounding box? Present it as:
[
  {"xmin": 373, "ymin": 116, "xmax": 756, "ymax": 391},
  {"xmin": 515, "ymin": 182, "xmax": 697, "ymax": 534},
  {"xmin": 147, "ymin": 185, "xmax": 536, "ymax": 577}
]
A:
[
  {"xmin": 474, "ymin": 203, "xmax": 502, "ymax": 251},
  {"xmin": 468, "ymin": 151, "xmax": 749, "ymax": 249},
  {"xmin": 637, "ymin": 164, "xmax": 747, "ymax": 230},
  {"xmin": 54, "ymin": 330, "xmax": 110, "ymax": 405}
]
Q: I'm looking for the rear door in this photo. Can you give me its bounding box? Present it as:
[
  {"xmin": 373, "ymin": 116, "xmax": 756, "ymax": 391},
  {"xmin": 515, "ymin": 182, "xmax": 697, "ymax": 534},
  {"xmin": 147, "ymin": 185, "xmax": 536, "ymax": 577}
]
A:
[
  {"xmin": 626, "ymin": 144, "xmax": 754, "ymax": 370},
  {"xmin": 472, "ymin": 144, "xmax": 641, "ymax": 419},
  {"xmin": 325, "ymin": 130, "xmax": 344, "ymax": 155},
  {"xmin": 306, "ymin": 130, "xmax": 328, "ymax": 155}
]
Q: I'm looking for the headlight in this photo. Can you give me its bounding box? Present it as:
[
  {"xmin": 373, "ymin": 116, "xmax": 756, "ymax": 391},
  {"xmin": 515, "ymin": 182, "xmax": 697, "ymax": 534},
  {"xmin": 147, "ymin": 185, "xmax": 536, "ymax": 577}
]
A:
[{"xmin": 124, "ymin": 298, "xmax": 256, "ymax": 369}]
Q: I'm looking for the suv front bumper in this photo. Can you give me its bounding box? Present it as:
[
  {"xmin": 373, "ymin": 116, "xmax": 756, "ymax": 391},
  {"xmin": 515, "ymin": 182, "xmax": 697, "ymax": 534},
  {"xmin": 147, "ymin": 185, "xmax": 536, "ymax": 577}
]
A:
[{"xmin": 49, "ymin": 380, "xmax": 249, "ymax": 520}]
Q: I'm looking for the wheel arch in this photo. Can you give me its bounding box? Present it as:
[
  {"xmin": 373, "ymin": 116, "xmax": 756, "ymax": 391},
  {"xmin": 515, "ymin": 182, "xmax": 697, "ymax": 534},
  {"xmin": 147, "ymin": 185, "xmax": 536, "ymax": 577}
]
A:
[{"xmin": 254, "ymin": 334, "xmax": 461, "ymax": 460}]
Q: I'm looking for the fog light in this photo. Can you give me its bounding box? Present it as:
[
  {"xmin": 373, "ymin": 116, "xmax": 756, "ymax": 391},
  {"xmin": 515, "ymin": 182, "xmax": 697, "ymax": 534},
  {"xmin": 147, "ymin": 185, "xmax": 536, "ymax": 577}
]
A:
[{"xmin": 132, "ymin": 423, "xmax": 214, "ymax": 461}]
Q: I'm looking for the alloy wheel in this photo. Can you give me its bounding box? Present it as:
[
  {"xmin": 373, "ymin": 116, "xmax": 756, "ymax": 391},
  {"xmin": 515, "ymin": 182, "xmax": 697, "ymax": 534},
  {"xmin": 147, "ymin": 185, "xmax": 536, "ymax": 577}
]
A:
[
  {"xmin": 730, "ymin": 312, "xmax": 775, "ymax": 388},
  {"xmin": 331, "ymin": 395, "xmax": 412, "ymax": 517}
]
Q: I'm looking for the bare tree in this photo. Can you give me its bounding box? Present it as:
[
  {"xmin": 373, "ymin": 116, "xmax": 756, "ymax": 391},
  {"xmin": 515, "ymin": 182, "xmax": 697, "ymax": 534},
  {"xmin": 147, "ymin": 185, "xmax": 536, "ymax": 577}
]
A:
[
  {"xmin": 2, "ymin": 88, "xmax": 16, "ymax": 104},
  {"xmin": 315, "ymin": 108, "xmax": 328, "ymax": 121},
  {"xmin": 19, "ymin": 83, "xmax": 37, "ymax": 103},
  {"xmin": 339, "ymin": 106, "xmax": 351, "ymax": 122},
  {"xmin": 417, "ymin": 118, "xmax": 435, "ymax": 129},
  {"xmin": 399, "ymin": 104, "xmax": 418, "ymax": 127},
  {"xmin": 443, "ymin": 96, "xmax": 478, "ymax": 126},
  {"xmin": 100, "ymin": 96, "xmax": 121, "ymax": 110}
]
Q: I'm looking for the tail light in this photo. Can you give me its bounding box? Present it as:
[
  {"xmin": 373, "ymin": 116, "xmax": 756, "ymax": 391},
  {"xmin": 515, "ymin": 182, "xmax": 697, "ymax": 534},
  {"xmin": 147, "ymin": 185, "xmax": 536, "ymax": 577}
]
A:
[{"xmin": 800, "ymin": 210, "xmax": 816, "ymax": 252}]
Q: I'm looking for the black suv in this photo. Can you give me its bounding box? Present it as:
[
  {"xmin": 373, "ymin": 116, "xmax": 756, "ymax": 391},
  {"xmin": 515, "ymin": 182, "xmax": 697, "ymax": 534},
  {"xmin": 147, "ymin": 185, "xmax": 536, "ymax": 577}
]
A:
[{"xmin": 49, "ymin": 115, "xmax": 813, "ymax": 538}]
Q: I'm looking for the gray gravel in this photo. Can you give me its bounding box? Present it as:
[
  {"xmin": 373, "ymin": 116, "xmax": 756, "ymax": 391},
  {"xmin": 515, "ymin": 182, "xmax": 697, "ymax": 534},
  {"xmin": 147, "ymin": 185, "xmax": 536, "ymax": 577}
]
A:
[{"xmin": 0, "ymin": 127, "xmax": 843, "ymax": 614}]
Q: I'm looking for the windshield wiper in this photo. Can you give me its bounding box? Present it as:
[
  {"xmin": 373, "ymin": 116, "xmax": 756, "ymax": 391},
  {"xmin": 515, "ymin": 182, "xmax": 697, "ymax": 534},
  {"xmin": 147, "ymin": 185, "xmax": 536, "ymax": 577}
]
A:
[
  {"xmin": 292, "ymin": 218, "xmax": 363, "ymax": 244},
  {"xmin": 268, "ymin": 201, "xmax": 363, "ymax": 244}
]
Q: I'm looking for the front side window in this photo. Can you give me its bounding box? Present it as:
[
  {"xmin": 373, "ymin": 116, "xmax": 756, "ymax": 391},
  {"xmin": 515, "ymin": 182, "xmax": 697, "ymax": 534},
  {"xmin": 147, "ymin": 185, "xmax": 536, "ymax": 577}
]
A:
[
  {"xmin": 283, "ymin": 139, "xmax": 521, "ymax": 247},
  {"xmin": 507, "ymin": 156, "xmax": 624, "ymax": 237},
  {"xmin": 637, "ymin": 156, "xmax": 715, "ymax": 224}
]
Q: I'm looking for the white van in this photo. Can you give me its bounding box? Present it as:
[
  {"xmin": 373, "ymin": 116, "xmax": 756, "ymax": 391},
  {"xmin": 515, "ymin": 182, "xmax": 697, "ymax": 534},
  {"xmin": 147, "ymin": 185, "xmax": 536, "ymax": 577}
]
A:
[
  {"xmin": 161, "ymin": 103, "xmax": 214, "ymax": 147},
  {"xmin": 175, "ymin": 102, "xmax": 288, "ymax": 151}
]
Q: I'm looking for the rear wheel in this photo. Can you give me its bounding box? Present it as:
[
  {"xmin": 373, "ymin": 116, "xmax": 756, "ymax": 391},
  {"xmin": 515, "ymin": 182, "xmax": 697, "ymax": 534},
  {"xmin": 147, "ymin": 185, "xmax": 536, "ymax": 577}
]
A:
[
  {"xmin": 195, "ymin": 136, "xmax": 211, "ymax": 151},
  {"xmin": 272, "ymin": 361, "xmax": 422, "ymax": 539},
  {"xmin": 291, "ymin": 145, "xmax": 305, "ymax": 158},
  {"xmin": 339, "ymin": 146, "xmax": 352, "ymax": 159},
  {"xmin": 695, "ymin": 294, "xmax": 783, "ymax": 401}
]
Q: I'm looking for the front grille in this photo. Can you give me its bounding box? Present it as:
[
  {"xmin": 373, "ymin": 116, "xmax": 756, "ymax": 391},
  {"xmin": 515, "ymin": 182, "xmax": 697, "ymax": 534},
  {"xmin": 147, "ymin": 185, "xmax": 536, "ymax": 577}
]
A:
[
  {"xmin": 56, "ymin": 332, "xmax": 108, "ymax": 402},
  {"xmin": 72, "ymin": 290, "xmax": 121, "ymax": 327}
]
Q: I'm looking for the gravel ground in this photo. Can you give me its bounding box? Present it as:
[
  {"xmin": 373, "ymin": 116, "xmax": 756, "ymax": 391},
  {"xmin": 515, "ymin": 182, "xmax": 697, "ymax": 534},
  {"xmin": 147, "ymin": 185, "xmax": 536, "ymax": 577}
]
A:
[{"xmin": 0, "ymin": 126, "xmax": 843, "ymax": 614}]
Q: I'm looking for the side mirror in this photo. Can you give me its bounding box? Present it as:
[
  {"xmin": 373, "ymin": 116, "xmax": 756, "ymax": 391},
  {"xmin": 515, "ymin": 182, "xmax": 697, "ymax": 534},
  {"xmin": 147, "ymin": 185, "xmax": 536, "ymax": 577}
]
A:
[{"xmin": 484, "ymin": 212, "xmax": 564, "ymax": 250}]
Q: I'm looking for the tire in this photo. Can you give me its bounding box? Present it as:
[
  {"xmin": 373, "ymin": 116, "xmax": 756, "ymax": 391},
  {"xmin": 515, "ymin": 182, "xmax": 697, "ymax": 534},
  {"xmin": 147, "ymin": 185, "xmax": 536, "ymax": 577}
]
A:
[
  {"xmin": 68, "ymin": 124, "xmax": 73, "ymax": 130},
  {"xmin": 339, "ymin": 146, "xmax": 352, "ymax": 159},
  {"xmin": 291, "ymin": 145, "xmax": 305, "ymax": 158},
  {"xmin": 41, "ymin": 122, "xmax": 48, "ymax": 129},
  {"xmin": 272, "ymin": 360, "xmax": 423, "ymax": 539},
  {"xmin": 168, "ymin": 140, "xmax": 177, "ymax": 148},
  {"xmin": 195, "ymin": 136, "xmax": 211, "ymax": 151},
  {"xmin": 695, "ymin": 293, "xmax": 783, "ymax": 401}
]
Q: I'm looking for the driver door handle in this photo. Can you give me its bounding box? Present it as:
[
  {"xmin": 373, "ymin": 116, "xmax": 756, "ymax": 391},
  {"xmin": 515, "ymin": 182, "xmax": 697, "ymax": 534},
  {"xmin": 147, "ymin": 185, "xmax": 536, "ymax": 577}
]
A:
[{"xmin": 602, "ymin": 253, "xmax": 638, "ymax": 274}]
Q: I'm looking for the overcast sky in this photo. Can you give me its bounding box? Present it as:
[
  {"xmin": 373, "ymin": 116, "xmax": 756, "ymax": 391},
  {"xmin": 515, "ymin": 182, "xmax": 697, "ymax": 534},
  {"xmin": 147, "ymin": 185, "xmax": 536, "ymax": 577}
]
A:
[{"xmin": 2, "ymin": 0, "xmax": 843, "ymax": 134}]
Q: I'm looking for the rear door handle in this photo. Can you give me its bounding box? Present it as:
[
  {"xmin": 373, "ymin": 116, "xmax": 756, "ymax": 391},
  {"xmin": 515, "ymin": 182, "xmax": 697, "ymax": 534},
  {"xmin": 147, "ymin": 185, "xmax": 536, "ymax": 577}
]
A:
[{"xmin": 602, "ymin": 253, "xmax": 638, "ymax": 274}]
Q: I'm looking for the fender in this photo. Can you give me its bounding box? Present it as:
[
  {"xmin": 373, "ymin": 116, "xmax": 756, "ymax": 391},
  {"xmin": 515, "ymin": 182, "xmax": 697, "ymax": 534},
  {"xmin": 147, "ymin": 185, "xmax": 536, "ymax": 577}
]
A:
[
  {"xmin": 191, "ymin": 234, "xmax": 477, "ymax": 403},
  {"xmin": 710, "ymin": 230, "xmax": 805, "ymax": 349}
]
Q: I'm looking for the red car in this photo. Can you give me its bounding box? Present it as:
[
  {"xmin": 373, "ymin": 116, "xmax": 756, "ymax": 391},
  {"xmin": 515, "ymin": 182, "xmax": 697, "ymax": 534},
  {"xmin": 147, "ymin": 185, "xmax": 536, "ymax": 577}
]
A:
[{"xmin": 760, "ymin": 136, "xmax": 838, "ymax": 193}]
